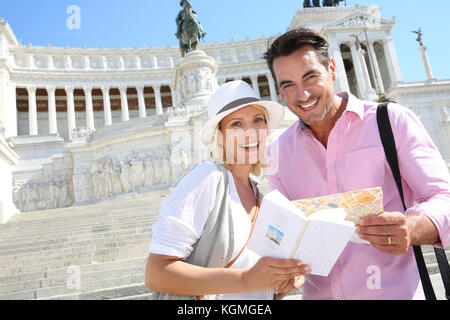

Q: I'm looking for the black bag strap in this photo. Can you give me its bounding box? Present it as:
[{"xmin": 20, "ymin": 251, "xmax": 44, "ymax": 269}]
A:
[{"xmin": 376, "ymin": 102, "xmax": 450, "ymax": 300}]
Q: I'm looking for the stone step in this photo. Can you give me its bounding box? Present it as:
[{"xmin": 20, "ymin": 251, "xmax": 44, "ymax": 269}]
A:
[
  {"xmin": 1, "ymin": 272, "xmax": 146, "ymax": 300},
  {"xmin": 0, "ymin": 209, "xmax": 157, "ymax": 240},
  {"xmin": 0, "ymin": 223, "xmax": 154, "ymax": 253},
  {"xmin": 0, "ymin": 231, "xmax": 152, "ymax": 264},
  {"xmin": 0, "ymin": 240, "xmax": 150, "ymax": 277},
  {"xmin": 0, "ymin": 225, "xmax": 153, "ymax": 250},
  {"xmin": 112, "ymin": 292, "xmax": 153, "ymax": 300},
  {"xmin": 42, "ymin": 282, "xmax": 149, "ymax": 300},
  {"xmin": 3, "ymin": 190, "xmax": 169, "ymax": 225},
  {"xmin": 0, "ymin": 256, "xmax": 146, "ymax": 288},
  {"xmin": 0, "ymin": 261, "xmax": 145, "ymax": 295}
]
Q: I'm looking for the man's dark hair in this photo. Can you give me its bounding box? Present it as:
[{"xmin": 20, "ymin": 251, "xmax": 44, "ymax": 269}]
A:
[{"xmin": 264, "ymin": 27, "xmax": 330, "ymax": 84}]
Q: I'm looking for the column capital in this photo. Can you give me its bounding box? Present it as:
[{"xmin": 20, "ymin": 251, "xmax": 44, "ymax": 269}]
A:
[
  {"xmin": 27, "ymin": 85, "xmax": 37, "ymax": 93},
  {"xmin": 83, "ymin": 85, "xmax": 93, "ymax": 93},
  {"xmin": 64, "ymin": 85, "xmax": 75, "ymax": 94},
  {"xmin": 135, "ymin": 84, "xmax": 145, "ymax": 91},
  {"xmin": 46, "ymin": 85, "xmax": 56, "ymax": 93},
  {"xmin": 100, "ymin": 85, "xmax": 111, "ymax": 93}
]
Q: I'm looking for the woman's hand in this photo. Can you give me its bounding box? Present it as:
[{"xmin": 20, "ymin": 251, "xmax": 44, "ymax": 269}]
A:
[{"xmin": 241, "ymin": 257, "xmax": 311, "ymax": 293}]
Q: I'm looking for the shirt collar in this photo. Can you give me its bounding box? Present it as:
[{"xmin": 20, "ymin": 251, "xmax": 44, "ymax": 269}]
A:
[{"xmin": 295, "ymin": 91, "xmax": 365, "ymax": 134}]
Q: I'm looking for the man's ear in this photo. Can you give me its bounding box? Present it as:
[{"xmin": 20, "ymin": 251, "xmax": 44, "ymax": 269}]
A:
[{"xmin": 328, "ymin": 58, "xmax": 337, "ymax": 82}]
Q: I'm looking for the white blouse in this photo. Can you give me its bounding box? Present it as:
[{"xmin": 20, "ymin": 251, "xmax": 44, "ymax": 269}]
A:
[{"xmin": 149, "ymin": 161, "xmax": 274, "ymax": 300}]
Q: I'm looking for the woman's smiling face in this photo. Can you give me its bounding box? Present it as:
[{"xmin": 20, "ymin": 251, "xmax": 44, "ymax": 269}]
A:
[{"xmin": 218, "ymin": 105, "xmax": 268, "ymax": 166}]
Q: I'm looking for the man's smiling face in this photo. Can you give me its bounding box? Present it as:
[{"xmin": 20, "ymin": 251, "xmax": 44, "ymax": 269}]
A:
[{"xmin": 273, "ymin": 45, "xmax": 337, "ymax": 129}]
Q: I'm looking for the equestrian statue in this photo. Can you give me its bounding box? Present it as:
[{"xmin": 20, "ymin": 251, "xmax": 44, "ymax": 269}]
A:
[
  {"xmin": 176, "ymin": 0, "xmax": 206, "ymax": 57},
  {"xmin": 304, "ymin": 0, "xmax": 345, "ymax": 7}
]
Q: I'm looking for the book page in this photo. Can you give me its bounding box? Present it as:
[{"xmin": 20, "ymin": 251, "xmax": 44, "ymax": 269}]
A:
[
  {"xmin": 247, "ymin": 190, "xmax": 307, "ymax": 259},
  {"xmin": 292, "ymin": 219, "xmax": 355, "ymax": 277}
]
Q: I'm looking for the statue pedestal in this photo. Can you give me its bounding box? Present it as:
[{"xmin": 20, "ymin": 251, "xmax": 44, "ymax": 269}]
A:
[{"xmin": 169, "ymin": 50, "xmax": 219, "ymax": 126}]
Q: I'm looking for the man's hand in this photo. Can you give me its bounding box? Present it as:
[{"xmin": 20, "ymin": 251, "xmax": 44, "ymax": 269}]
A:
[
  {"xmin": 356, "ymin": 211, "xmax": 411, "ymax": 255},
  {"xmin": 274, "ymin": 275, "xmax": 305, "ymax": 300}
]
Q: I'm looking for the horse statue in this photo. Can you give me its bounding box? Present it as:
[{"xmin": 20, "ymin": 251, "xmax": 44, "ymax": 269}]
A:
[
  {"xmin": 304, "ymin": 0, "xmax": 345, "ymax": 8},
  {"xmin": 303, "ymin": 0, "xmax": 321, "ymax": 7},
  {"xmin": 176, "ymin": 0, "xmax": 206, "ymax": 57},
  {"xmin": 322, "ymin": 0, "xmax": 346, "ymax": 7}
]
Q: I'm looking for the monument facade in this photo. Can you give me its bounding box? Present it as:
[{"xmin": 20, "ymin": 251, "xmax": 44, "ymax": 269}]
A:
[{"xmin": 0, "ymin": 5, "xmax": 449, "ymax": 222}]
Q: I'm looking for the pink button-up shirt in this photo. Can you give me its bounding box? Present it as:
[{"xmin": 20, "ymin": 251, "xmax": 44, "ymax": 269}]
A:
[{"xmin": 268, "ymin": 92, "xmax": 450, "ymax": 300}]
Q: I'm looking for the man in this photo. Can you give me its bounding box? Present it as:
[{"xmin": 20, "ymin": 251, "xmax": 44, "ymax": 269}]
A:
[{"xmin": 264, "ymin": 27, "xmax": 450, "ymax": 299}]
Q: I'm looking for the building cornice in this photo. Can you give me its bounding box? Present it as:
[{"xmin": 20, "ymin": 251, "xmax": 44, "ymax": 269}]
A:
[{"xmin": 0, "ymin": 18, "xmax": 19, "ymax": 46}]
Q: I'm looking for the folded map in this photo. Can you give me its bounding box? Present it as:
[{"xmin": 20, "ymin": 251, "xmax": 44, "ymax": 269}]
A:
[{"xmin": 292, "ymin": 187, "xmax": 384, "ymax": 244}]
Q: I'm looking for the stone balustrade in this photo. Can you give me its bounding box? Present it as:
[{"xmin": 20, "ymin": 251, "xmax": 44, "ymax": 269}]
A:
[{"xmin": 8, "ymin": 36, "xmax": 270, "ymax": 72}]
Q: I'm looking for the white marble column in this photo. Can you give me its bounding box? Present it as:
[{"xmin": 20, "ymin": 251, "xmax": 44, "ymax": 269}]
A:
[
  {"xmin": 266, "ymin": 73, "xmax": 278, "ymax": 102},
  {"xmin": 250, "ymin": 75, "xmax": 261, "ymax": 98},
  {"xmin": 65, "ymin": 86, "xmax": 76, "ymax": 140},
  {"xmin": 28, "ymin": 54, "xmax": 35, "ymax": 69},
  {"xmin": 136, "ymin": 56, "xmax": 142, "ymax": 69},
  {"xmin": 27, "ymin": 85, "xmax": 38, "ymax": 135},
  {"xmin": 101, "ymin": 56, "xmax": 107, "ymax": 69},
  {"xmin": 349, "ymin": 43, "xmax": 376, "ymax": 100},
  {"xmin": 368, "ymin": 41, "xmax": 385, "ymax": 93},
  {"xmin": 349, "ymin": 43, "xmax": 364, "ymax": 97},
  {"xmin": 169, "ymin": 85, "xmax": 177, "ymax": 108},
  {"xmin": 119, "ymin": 86, "xmax": 130, "ymax": 121},
  {"xmin": 83, "ymin": 86, "xmax": 95, "ymax": 129},
  {"xmin": 358, "ymin": 47, "xmax": 377, "ymax": 100},
  {"xmin": 83, "ymin": 56, "xmax": 90, "ymax": 70},
  {"xmin": 118, "ymin": 56, "xmax": 125, "ymax": 70},
  {"xmin": 65, "ymin": 55, "xmax": 72, "ymax": 69},
  {"xmin": 154, "ymin": 84, "xmax": 163, "ymax": 115},
  {"xmin": 382, "ymin": 36, "xmax": 403, "ymax": 85},
  {"xmin": 47, "ymin": 55, "xmax": 54, "ymax": 70},
  {"xmin": 136, "ymin": 85, "xmax": 147, "ymax": 118},
  {"xmin": 101, "ymin": 85, "xmax": 112, "ymax": 126},
  {"xmin": 46, "ymin": 85, "xmax": 57, "ymax": 134},
  {"xmin": 419, "ymin": 45, "xmax": 434, "ymax": 81},
  {"xmin": 329, "ymin": 40, "xmax": 350, "ymax": 93}
]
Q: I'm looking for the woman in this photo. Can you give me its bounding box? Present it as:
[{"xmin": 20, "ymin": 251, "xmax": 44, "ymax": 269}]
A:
[{"xmin": 145, "ymin": 80, "xmax": 310, "ymax": 300}]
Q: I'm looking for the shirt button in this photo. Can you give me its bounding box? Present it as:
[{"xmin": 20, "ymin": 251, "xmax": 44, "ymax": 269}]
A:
[
  {"xmin": 335, "ymin": 293, "xmax": 341, "ymax": 299},
  {"xmin": 327, "ymin": 162, "xmax": 333, "ymax": 168}
]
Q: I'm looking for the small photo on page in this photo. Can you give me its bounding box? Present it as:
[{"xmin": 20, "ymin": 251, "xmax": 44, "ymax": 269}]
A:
[{"xmin": 265, "ymin": 225, "xmax": 284, "ymax": 246}]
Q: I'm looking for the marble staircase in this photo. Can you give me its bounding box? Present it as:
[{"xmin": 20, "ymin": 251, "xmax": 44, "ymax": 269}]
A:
[{"xmin": 0, "ymin": 187, "xmax": 448, "ymax": 300}]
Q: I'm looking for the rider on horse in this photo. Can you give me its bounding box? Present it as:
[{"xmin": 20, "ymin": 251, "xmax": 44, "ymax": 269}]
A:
[{"xmin": 176, "ymin": 0, "xmax": 206, "ymax": 56}]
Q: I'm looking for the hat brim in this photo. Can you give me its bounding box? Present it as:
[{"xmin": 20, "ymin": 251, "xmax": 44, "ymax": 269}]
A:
[{"xmin": 200, "ymin": 100, "xmax": 285, "ymax": 146}]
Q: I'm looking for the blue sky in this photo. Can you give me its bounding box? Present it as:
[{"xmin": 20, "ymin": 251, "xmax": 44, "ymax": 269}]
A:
[{"xmin": 0, "ymin": 0, "xmax": 448, "ymax": 82}]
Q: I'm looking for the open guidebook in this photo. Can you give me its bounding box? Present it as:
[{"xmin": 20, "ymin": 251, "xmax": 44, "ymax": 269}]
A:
[{"xmin": 247, "ymin": 187, "xmax": 384, "ymax": 277}]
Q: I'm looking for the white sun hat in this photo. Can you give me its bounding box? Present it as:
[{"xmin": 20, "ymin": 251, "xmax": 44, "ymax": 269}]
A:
[{"xmin": 200, "ymin": 80, "xmax": 285, "ymax": 145}]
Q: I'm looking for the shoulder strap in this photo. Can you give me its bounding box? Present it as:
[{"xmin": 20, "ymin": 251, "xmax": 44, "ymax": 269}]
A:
[
  {"xmin": 224, "ymin": 192, "xmax": 260, "ymax": 269},
  {"xmin": 196, "ymin": 162, "xmax": 260, "ymax": 300},
  {"xmin": 376, "ymin": 102, "xmax": 440, "ymax": 300}
]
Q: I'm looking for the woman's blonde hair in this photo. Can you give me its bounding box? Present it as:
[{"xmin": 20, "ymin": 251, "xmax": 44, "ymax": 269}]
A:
[{"xmin": 206, "ymin": 104, "xmax": 270, "ymax": 177}]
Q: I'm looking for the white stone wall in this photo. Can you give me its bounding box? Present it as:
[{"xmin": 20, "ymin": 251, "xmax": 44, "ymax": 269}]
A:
[{"xmin": 0, "ymin": 127, "xmax": 19, "ymax": 222}]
